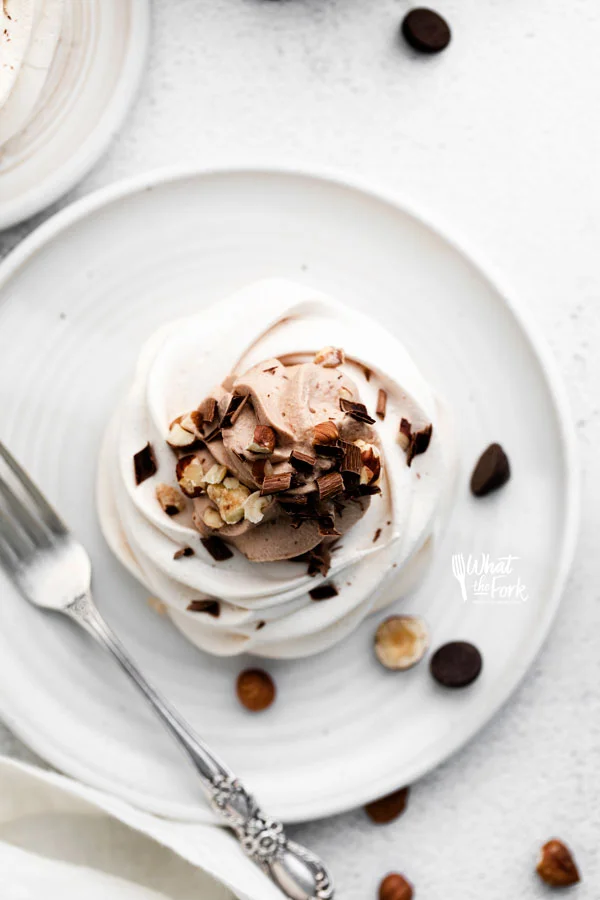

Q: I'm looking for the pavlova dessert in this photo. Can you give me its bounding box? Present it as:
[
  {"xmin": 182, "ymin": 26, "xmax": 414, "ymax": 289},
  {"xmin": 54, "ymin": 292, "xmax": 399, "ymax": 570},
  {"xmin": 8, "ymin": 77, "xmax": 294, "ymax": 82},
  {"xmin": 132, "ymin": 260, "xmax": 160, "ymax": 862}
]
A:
[{"xmin": 98, "ymin": 280, "xmax": 456, "ymax": 658}]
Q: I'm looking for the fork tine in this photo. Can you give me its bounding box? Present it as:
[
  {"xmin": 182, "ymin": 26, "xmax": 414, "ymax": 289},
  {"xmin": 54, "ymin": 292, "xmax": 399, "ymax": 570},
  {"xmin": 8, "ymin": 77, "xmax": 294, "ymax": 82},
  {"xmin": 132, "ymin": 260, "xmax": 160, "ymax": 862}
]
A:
[
  {"xmin": 0, "ymin": 474, "xmax": 53, "ymax": 548},
  {"xmin": 0, "ymin": 442, "xmax": 68, "ymax": 538},
  {"xmin": 0, "ymin": 509, "xmax": 31, "ymax": 562}
]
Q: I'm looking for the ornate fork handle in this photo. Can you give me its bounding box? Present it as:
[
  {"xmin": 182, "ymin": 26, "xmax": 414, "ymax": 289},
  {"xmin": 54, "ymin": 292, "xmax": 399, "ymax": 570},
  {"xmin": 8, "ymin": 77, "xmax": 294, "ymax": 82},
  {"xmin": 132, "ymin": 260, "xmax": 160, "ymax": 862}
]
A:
[{"xmin": 66, "ymin": 593, "xmax": 333, "ymax": 900}]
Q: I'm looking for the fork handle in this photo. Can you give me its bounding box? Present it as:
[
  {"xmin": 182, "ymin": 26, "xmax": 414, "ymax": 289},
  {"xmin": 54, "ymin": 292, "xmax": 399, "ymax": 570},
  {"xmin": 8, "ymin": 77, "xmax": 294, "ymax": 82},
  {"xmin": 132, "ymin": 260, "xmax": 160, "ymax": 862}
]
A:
[{"xmin": 65, "ymin": 593, "xmax": 333, "ymax": 900}]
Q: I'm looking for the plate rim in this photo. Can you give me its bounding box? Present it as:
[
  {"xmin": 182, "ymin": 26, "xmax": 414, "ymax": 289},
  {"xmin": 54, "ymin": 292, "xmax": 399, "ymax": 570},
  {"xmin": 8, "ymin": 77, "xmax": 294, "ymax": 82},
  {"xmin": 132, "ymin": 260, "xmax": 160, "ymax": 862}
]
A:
[
  {"xmin": 0, "ymin": 164, "xmax": 580, "ymax": 822},
  {"xmin": 0, "ymin": 0, "xmax": 151, "ymax": 230}
]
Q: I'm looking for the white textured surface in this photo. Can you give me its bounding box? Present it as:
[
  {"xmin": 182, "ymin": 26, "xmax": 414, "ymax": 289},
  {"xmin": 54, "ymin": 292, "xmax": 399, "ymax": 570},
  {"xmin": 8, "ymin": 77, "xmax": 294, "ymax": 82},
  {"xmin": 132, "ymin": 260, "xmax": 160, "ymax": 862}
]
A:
[{"xmin": 0, "ymin": 1, "xmax": 598, "ymax": 897}]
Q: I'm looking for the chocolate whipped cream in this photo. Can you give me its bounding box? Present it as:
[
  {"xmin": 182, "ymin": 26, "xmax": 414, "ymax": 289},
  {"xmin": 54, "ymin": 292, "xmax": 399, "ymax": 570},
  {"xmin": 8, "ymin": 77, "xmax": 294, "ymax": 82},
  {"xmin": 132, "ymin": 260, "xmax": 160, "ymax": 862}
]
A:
[{"xmin": 170, "ymin": 353, "xmax": 382, "ymax": 563}]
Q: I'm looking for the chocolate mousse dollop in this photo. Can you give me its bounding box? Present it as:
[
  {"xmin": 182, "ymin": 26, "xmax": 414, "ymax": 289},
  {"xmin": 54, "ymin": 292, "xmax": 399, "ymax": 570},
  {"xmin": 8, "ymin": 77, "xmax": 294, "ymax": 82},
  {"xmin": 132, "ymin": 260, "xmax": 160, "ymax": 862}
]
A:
[
  {"xmin": 178, "ymin": 355, "xmax": 380, "ymax": 562},
  {"xmin": 98, "ymin": 280, "xmax": 456, "ymax": 659}
]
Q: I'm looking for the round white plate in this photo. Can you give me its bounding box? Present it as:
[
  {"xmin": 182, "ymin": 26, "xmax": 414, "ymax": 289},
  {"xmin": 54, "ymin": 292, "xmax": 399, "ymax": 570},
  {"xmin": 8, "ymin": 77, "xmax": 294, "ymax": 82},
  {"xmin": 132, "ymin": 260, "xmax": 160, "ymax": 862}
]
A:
[
  {"xmin": 0, "ymin": 167, "xmax": 578, "ymax": 823},
  {"xmin": 0, "ymin": 0, "xmax": 149, "ymax": 230}
]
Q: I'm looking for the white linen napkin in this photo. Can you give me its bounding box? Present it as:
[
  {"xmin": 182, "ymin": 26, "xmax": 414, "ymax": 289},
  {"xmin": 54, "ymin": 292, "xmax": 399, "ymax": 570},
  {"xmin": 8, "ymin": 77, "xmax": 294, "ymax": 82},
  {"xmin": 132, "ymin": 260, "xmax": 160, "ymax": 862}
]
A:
[{"xmin": 0, "ymin": 756, "xmax": 284, "ymax": 900}]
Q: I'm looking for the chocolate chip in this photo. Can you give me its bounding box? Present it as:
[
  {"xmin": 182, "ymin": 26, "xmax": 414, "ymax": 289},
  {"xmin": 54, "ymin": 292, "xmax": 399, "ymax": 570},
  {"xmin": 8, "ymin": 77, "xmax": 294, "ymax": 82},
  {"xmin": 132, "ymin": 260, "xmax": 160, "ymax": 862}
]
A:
[
  {"xmin": 309, "ymin": 583, "xmax": 338, "ymax": 601},
  {"xmin": 470, "ymin": 443, "xmax": 510, "ymax": 497},
  {"xmin": 201, "ymin": 536, "xmax": 234, "ymax": 562},
  {"xmin": 365, "ymin": 786, "xmax": 410, "ymax": 824},
  {"xmin": 430, "ymin": 641, "xmax": 482, "ymax": 688},
  {"xmin": 401, "ymin": 8, "xmax": 451, "ymax": 54},
  {"xmin": 187, "ymin": 599, "xmax": 220, "ymax": 617},
  {"xmin": 133, "ymin": 443, "xmax": 157, "ymax": 485}
]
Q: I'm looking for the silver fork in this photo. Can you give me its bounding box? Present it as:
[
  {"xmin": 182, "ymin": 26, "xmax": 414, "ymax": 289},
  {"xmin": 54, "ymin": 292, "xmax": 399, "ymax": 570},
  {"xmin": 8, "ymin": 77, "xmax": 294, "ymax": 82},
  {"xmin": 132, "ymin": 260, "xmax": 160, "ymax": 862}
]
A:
[{"xmin": 0, "ymin": 442, "xmax": 333, "ymax": 900}]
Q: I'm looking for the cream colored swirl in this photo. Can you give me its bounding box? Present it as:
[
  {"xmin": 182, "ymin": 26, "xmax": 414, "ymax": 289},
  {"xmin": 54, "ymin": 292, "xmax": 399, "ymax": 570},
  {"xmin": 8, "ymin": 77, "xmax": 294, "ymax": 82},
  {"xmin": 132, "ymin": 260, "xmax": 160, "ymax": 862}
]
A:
[{"xmin": 98, "ymin": 280, "xmax": 456, "ymax": 658}]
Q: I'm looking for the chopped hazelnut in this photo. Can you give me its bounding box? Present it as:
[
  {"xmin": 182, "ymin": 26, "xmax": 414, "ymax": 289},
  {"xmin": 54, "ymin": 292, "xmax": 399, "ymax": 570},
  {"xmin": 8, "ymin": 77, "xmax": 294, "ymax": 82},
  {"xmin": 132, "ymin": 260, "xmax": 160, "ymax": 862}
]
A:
[
  {"xmin": 203, "ymin": 507, "xmax": 224, "ymax": 529},
  {"xmin": 176, "ymin": 455, "xmax": 206, "ymax": 498},
  {"xmin": 204, "ymin": 464, "xmax": 228, "ymax": 485},
  {"xmin": 244, "ymin": 491, "xmax": 272, "ymax": 524},
  {"xmin": 167, "ymin": 417, "xmax": 197, "ymax": 448},
  {"xmin": 207, "ymin": 478, "xmax": 251, "ymax": 524},
  {"xmin": 156, "ymin": 483, "xmax": 186, "ymax": 516},
  {"xmin": 248, "ymin": 425, "xmax": 276, "ymax": 455},
  {"xmin": 314, "ymin": 346, "xmax": 345, "ymax": 367},
  {"xmin": 313, "ymin": 421, "xmax": 339, "ymax": 445}
]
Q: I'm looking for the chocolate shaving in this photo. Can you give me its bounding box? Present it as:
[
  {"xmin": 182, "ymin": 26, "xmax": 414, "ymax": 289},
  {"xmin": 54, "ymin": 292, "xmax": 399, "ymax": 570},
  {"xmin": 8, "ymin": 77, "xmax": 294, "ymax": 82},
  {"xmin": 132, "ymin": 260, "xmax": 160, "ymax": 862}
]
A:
[
  {"xmin": 263, "ymin": 365, "xmax": 278, "ymax": 374},
  {"xmin": 376, "ymin": 389, "xmax": 387, "ymax": 420},
  {"xmin": 134, "ymin": 443, "xmax": 157, "ymax": 485},
  {"xmin": 317, "ymin": 471, "xmax": 344, "ymax": 500},
  {"xmin": 290, "ymin": 450, "xmax": 316, "ymax": 472},
  {"xmin": 201, "ymin": 537, "xmax": 234, "ymax": 561},
  {"xmin": 341, "ymin": 442, "xmax": 361, "ymax": 479},
  {"xmin": 339, "ymin": 398, "xmax": 376, "ymax": 425},
  {"xmin": 251, "ymin": 459, "xmax": 267, "ymax": 485},
  {"xmin": 203, "ymin": 424, "xmax": 222, "ymax": 443},
  {"xmin": 221, "ymin": 394, "xmax": 249, "ymax": 428},
  {"xmin": 261, "ymin": 472, "xmax": 293, "ymax": 495},
  {"xmin": 373, "ymin": 528, "xmax": 382, "ymax": 543},
  {"xmin": 314, "ymin": 442, "xmax": 345, "ymax": 459},
  {"xmin": 256, "ymin": 620, "xmax": 266, "ymax": 630},
  {"xmin": 406, "ymin": 424, "xmax": 433, "ymax": 466},
  {"xmin": 307, "ymin": 543, "xmax": 332, "ymax": 577},
  {"xmin": 345, "ymin": 483, "xmax": 382, "ymax": 499},
  {"xmin": 189, "ymin": 409, "xmax": 204, "ymax": 430},
  {"xmin": 317, "ymin": 516, "xmax": 341, "ymax": 537},
  {"xmin": 174, "ymin": 547, "xmax": 195, "ymax": 559},
  {"xmin": 399, "ymin": 418, "xmax": 412, "ymax": 449},
  {"xmin": 277, "ymin": 493, "xmax": 308, "ymax": 506},
  {"xmin": 309, "ymin": 583, "xmax": 339, "ymax": 601},
  {"xmin": 201, "ymin": 397, "xmax": 217, "ymax": 424},
  {"xmin": 187, "ymin": 599, "xmax": 220, "ymax": 617}
]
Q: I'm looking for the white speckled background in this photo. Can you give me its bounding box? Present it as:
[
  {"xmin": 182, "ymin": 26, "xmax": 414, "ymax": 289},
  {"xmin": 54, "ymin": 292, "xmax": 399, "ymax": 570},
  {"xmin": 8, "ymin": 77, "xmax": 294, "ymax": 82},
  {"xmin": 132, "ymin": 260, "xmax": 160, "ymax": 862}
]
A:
[{"xmin": 1, "ymin": 1, "xmax": 599, "ymax": 896}]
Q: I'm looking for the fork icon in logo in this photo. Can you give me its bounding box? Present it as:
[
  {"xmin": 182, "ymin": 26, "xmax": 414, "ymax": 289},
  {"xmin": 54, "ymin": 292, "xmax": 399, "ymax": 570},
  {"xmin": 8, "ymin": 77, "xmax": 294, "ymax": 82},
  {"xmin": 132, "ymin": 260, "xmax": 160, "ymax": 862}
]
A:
[{"xmin": 452, "ymin": 553, "xmax": 468, "ymax": 602}]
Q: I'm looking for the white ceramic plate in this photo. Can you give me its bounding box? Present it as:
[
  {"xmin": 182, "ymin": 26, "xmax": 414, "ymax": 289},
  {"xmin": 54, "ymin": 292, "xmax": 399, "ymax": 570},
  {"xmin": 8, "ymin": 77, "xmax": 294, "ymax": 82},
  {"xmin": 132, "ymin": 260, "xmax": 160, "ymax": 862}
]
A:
[
  {"xmin": 0, "ymin": 168, "xmax": 578, "ymax": 823},
  {"xmin": 0, "ymin": 0, "xmax": 149, "ymax": 230}
]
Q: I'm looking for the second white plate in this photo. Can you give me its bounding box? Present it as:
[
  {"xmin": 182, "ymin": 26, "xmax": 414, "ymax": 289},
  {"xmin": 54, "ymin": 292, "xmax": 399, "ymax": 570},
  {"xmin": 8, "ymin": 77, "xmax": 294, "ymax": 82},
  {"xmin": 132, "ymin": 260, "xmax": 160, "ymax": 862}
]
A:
[
  {"xmin": 0, "ymin": 167, "xmax": 578, "ymax": 822},
  {"xmin": 0, "ymin": 0, "xmax": 149, "ymax": 229}
]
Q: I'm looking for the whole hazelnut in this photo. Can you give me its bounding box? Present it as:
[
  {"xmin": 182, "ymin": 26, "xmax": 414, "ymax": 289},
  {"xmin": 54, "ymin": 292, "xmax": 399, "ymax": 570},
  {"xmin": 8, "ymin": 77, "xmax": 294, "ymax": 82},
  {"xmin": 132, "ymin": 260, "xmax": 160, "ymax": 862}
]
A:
[
  {"xmin": 365, "ymin": 786, "xmax": 409, "ymax": 824},
  {"xmin": 375, "ymin": 616, "xmax": 429, "ymax": 671},
  {"xmin": 379, "ymin": 873, "xmax": 413, "ymax": 900},
  {"xmin": 236, "ymin": 669, "xmax": 276, "ymax": 712},
  {"xmin": 537, "ymin": 839, "xmax": 580, "ymax": 887}
]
